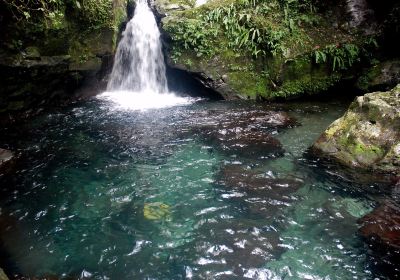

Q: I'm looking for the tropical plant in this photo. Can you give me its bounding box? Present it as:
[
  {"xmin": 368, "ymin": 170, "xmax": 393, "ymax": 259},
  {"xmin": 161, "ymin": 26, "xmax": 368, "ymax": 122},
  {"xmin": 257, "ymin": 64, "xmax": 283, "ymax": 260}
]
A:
[{"xmin": 313, "ymin": 43, "xmax": 360, "ymax": 71}]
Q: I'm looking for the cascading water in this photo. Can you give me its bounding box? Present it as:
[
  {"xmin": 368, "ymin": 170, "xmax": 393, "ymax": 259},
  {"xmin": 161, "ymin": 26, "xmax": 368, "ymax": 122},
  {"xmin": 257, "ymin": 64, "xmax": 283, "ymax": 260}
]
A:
[
  {"xmin": 98, "ymin": 0, "xmax": 193, "ymax": 110},
  {"xmin": 107, "ymin": 0, "xmax": 167, "ymax": 93}
]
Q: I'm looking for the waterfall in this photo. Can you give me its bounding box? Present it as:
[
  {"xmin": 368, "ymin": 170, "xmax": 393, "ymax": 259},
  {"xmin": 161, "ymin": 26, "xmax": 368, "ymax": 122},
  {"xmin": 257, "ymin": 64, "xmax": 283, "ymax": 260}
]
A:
[
  {"xmin": 107, "ymin": 0, "xmax": 168, "ymax": 93},
  {"xmin": 99, "ymin": 0, "xmax": 193, "ymax": 110}
]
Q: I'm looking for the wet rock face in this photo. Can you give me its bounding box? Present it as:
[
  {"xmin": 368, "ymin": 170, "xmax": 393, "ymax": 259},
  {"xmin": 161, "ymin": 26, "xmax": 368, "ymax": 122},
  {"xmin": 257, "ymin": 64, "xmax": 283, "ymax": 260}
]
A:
[
  {"xmin": 155, "ymin": 0, "xmax": 361, "ymax": 100},
  {"xmin": 356, "ymin": 59, "xmax": 400, "ymax": 92},
  {"xmin": 311, "ymin": 84, "xmax": 400, "ymax": 175},
  {"xmin": 0, "ymin": 56, "xmax": 81, "ymax": 118},
  {"xmin": 0, "ymin": 0, "xmax": 128, "ymax": 119}
]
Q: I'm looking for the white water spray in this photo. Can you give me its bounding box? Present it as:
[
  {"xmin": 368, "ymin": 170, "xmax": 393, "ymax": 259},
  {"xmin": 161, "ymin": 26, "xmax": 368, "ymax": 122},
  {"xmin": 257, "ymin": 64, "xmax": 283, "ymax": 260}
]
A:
[{"xmin": 99, "ymin": 0, "xmax": 193, "ymax": 110}]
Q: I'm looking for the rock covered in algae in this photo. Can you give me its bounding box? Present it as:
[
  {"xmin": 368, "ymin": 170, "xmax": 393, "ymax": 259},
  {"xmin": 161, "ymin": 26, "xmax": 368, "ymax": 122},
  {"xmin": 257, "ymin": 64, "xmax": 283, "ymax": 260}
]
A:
[
  {"xmin": 143, "ymin": 202, "xmax": 171, "ymax": 220},
  {"xmin": 311, "ymin": 84, "xmax": 400, "ymax": 175}
]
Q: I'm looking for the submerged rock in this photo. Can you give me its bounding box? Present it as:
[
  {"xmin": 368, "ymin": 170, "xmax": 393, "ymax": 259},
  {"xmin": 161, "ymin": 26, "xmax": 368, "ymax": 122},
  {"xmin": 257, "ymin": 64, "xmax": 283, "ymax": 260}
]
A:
[
  {"xmin": 219, "ymin": 165, "xmax": 302, "ymax": 197},
  {"xmin": 311, "ymin": 84, "xmax": 400, "ymax": 175},
  {"xmin": 218, "ymin": 164, "xmax": 302, "ymax": 218},
  {"xmin": 144, "ymin": 202, "xmax": 171, "ymax": 220},
  {"xmin": 212, "ymin": 130, "xmax": 284, "ymax": 159},
  {"xmin": 191, "ymin": 110, "xmax": 295, "ymax": 159},
  {"xmin": 358, "ymin": 201, "xmax": 400, "ymax": 278},
  {"xmin": 359, "ymin": 202, "xmax": 400, "ymax": 251}
]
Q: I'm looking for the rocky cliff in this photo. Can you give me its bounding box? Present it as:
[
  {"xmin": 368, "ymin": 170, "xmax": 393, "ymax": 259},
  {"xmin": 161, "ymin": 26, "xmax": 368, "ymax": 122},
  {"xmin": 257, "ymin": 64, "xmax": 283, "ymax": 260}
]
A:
[
  {"xmin": 0, "ymin": 0, "xmax": 129, "ymax": 119},
  {"xmin": 154, "ymin": 0, "xmax": 399, "ymax": 100}
]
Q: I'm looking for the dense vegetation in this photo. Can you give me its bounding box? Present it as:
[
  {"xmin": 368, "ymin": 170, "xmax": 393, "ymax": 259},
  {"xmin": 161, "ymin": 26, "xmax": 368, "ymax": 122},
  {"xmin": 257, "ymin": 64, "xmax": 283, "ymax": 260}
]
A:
[
  {"xmin": 0, "ymin": 0, "xmax": 127, "ymax": 57},
  {"xmin": 167, "ymin": 0, "xmax": 315, "ymax": 57},
  {"xmin": 3, "ymin": 0, "xmax": 115, "ymax": 30},
  {"xmin": 164, "ymin": 0, "xmax": 372, "ymax": 71},
  {"xmin": 159, "ymin": 0, "xmax": 384, "ymax": 99}
]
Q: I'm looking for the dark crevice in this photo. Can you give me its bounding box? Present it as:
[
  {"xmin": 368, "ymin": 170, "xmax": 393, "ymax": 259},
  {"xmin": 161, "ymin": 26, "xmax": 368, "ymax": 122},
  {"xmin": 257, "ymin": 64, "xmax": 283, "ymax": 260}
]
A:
[{"xmin": 166, "ymin": 67, "xmax": 224, "ymax": 100}]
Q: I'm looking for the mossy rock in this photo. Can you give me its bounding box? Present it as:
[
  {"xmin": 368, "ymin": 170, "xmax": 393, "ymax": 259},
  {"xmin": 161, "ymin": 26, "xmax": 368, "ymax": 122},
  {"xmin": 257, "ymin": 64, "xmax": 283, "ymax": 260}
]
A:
[
  {"xmin": 356, "ymin": 59, "xmax": 400, "ymax": 92},
  {"xmin": 311, "ymin": 84, "xmax": 400, "ymax": 174},
  {"xmin": 143, "ymin": 202, "xmax": 172, "ymax": 220}
]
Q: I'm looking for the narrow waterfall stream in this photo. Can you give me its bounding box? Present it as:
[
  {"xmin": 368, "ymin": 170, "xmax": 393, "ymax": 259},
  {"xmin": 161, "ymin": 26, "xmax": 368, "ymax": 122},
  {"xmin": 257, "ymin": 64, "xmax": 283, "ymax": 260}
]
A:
[
  {"xmin": 107, "ymin": 0, "xmax": 167, "ymax": 92},
  {"xmin": 98, "ymin": 0, "xmax": 193, "ymax": 110}
]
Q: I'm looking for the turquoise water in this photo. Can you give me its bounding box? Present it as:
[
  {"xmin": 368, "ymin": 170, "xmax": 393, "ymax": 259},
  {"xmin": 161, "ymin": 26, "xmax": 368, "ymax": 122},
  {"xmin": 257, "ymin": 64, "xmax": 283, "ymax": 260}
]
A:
[{"xmin": 0, "ymin": 99, "xmax": 394, "ymax": 279}]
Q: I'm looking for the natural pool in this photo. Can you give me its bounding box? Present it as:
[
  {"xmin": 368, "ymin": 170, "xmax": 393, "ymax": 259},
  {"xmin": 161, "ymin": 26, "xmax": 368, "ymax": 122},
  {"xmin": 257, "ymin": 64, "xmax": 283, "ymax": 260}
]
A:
[{"xmin": 0, "ymin": 97, "xmax": 396, "ymax": 279}]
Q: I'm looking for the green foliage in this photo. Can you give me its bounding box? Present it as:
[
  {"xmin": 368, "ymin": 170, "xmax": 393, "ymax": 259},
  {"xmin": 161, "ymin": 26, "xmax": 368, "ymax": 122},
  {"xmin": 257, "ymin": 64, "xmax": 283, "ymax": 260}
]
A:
[
  {"xmin": 3, "ymin": 0, "xmax": 64, "ymax": 27},
  {"xmin": 313, "ymin": 43, "xmax": 360, "ymax": 71},
  {"xmin": 3, "ymin": 0, "xmax": 115, "ymax": 31},
  {"xmin": 73, "ymin": 0, "xmax": 114, "ymax": 29},
  {"xmin": 167, "ymin": 0, "xmax": 298, "ymax": 59},
  {"xmin": 167, "ymin": 0, "xmax": 325, "ymax": 60},
  {"xmin": 204, "ymin": 3, "xmax": 286, "ymax": 57},
  {"xmin": 165, "ymin": 18, "xmax": 219, "ymax": 58}
]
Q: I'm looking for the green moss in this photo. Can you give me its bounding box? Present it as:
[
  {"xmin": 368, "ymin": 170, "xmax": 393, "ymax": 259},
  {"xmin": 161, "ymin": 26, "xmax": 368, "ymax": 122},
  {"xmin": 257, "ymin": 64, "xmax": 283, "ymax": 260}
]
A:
[
  {"xmin": 112, "ymin": 0, "xmax": 128, "ymax": 50},
  {"xmin": 273, "ymin": 74, "xmax": 341, "ymax": 99},
  {"xmin": 352, "ymin": 142, "xmax": 385, "ymax": 163},
  {"xmin": 228, "ymin": 71, "xmax": 268, "ymax": 99},
  {"xmin": 337, "ymin": 134, "xmax": 385, "ymax": 165},
  {"xmin": 356, "ymin": 64, "xmax": 382, "ymax": 91}
]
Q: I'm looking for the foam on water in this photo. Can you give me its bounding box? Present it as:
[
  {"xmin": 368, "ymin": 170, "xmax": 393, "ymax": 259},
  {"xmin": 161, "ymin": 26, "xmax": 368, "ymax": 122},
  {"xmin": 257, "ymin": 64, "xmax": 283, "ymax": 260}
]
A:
[{"xmin": 98, "ymin": 90, "xmax": 195, "ymax": 111}]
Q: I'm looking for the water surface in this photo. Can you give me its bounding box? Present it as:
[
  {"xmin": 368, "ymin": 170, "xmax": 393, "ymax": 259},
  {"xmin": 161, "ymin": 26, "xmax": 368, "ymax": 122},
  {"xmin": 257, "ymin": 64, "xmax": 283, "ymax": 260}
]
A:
[{"xmin": 0, "ymin": 98, "xmax": 394, "ymax": 279}]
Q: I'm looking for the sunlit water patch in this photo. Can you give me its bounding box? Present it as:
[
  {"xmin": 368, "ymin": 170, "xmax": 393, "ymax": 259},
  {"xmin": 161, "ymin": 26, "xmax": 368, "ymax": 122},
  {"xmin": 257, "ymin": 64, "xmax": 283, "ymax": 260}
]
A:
[{"xmin": 0, "ymin": 99, "xmax": 396, "ymax": 279}]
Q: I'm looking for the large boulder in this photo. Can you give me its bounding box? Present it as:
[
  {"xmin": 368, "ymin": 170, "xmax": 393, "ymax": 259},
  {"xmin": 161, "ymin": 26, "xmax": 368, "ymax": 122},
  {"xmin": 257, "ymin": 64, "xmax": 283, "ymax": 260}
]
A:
[{"xmin": 311, "ymin": 84, "xmax": 400, "ymax": 174}]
